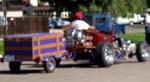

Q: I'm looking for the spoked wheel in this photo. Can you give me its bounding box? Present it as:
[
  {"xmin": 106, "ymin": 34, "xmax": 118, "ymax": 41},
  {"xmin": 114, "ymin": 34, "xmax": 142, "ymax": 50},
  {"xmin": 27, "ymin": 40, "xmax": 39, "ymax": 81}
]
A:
[
  {"xmin": 43, "ymin": 57, "xmax": 56, "ymax": 73},
  {"xmin": 95, "ymin": 42, "xmax": 114, "ymax": 67},
  {"xmin": 136, "ymin": 41, "xmax": 149, "ymax": 62},
  {"xmin": 9, "ymin": 61, "xmax": 21, "ymax": 73}
]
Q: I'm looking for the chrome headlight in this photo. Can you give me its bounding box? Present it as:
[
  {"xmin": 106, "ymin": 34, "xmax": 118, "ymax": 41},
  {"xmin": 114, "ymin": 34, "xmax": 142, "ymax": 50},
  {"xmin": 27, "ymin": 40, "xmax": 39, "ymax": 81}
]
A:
[
  {"xmin": 74, "ymin": 31, "xmax": 84, "ymax": 40},
  {"xmin": 126, "ymin": 40, "xmax": 131, "ymax": 45},
  {"xmin": 123, "ymin": 44, "xmax": 127, "ymax": 48},
  {"xmin": 70, "ymin": 29, "xmax": 85, "ymax": 43},
  {"xmin": 71, "ymin": 29, "xmax": 76, "ymax": 37}
]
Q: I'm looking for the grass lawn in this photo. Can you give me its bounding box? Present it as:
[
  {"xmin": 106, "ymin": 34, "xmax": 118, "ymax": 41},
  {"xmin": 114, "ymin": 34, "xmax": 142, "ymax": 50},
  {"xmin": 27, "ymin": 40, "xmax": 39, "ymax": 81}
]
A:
[
  {"xmin": 0, "ymin": 41, "xmax": 4, "ymax": 54},
  {"xmin": 119, "ymin": 32, "xmax": 145, "ymax": 43}
]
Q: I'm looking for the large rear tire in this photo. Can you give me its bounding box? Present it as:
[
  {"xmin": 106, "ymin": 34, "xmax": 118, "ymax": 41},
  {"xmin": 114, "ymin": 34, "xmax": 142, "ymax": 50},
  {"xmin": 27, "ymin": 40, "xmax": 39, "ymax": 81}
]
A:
[
  {"xmin": 9, "ymin": 62, "xmax": 21, "ymax": 73},
  {"xmin": 95, "ymin": 42, "xmax": 114, "ymax": 67},
  {"xmin": 43, "ymin": 57, "xmax": 56, "ymax": 73},
  {"xmin": 136, "ymin": 41, "xmax": 149, "ymax": 62}
]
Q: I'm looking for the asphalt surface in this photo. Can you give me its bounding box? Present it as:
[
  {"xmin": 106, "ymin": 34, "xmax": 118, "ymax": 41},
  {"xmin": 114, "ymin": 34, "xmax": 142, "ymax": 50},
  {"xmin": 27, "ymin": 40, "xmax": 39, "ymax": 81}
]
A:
[{"xmin": 0, "ymin": 57, "xmax": 150, "ymax": 82}]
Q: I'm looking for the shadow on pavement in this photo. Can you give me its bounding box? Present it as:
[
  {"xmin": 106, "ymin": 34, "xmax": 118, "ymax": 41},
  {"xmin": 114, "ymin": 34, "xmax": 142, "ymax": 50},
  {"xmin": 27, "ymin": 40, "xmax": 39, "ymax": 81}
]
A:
[
  {"xmin": 0, "ymin": 60, "xmax": 142, "ymax": 74},
  {"xmin": 0, "ymin": 70, "xmax": 45, "ymax": 75}
]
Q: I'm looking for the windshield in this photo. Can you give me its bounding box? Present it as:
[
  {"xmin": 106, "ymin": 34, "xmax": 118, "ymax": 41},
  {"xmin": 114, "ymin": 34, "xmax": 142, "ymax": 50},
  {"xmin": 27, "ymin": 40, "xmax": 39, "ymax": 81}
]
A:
[
  {"xmin": 84, "ymin": 14, "xmax": 113, "ymax": 32},
  {"xmin": 83, "ymin": 15, "xmax": 93, "ymax": 25}
]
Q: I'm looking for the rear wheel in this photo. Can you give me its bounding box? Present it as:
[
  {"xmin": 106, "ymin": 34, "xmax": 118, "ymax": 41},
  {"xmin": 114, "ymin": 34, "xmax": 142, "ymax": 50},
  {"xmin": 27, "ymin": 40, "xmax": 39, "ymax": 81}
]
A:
[
  {"xmin": 43, "ymin": 57, "xmax": 56, "ymax": 73},
  {"xmin": 9, "ymin": 61, "xmax": 21, "ymax": 73},
  {"xmin": 136, "ymin": 41, "xmax": 149, "ymax": 62},
  {"xmin": 95, "ymin": 42, "xmax": 114, "ymax": 67}
]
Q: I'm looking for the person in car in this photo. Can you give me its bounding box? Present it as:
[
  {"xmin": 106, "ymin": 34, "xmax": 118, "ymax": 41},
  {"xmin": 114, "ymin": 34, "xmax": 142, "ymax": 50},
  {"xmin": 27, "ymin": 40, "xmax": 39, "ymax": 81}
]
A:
[
  {"xmin": 70, "ymin": 11, "xmax": 95, "ymax": 40},
  {"xmin": 71, "ymin": 11, "xmax": 95, "ymax": 30}
]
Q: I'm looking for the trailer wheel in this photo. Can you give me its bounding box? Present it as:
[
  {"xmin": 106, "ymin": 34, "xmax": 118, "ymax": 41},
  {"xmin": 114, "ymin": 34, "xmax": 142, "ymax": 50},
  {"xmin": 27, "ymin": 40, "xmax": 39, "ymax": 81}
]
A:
[
  {"xmin": 43, "ymin": 57, "xmax": 56, "ymax": 73},
  {"xmin": 136, "ymin": 41, "xmax": 149, "ymax": 62},
  {"xmin": 9, "ymin": 62, "xmax": 21, "ymax": 73},
  {"xmin": 96, "ymin": 42, "xmax": 114, "ymax": 67}
]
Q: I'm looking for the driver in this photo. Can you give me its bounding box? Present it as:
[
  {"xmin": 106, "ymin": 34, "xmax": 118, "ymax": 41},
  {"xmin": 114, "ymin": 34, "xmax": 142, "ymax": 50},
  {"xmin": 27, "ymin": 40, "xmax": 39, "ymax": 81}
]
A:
[
  {"xmin": 71, "ymin": 11, "xmax": 95, "ymax": 30},
  {"xmin": 69, "ymin": 11, "xmax": 95, "ymax": 40}
]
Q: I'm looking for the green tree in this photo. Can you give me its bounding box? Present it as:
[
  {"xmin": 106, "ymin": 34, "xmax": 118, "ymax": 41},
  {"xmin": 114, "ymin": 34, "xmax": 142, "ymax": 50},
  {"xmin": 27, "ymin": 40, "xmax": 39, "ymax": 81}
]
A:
[
  {"xmin": 111, "ymin": 0, "xmax": 146, "ymax": 17},
  {"xmin": 41, "ymin": 0, "xmax": 146, "ymax": 17}
]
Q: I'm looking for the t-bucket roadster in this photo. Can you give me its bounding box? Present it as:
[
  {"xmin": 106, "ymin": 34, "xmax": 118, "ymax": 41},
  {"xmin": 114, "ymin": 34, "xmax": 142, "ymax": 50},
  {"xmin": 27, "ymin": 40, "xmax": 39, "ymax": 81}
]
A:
[{"xmin": 62, "ymin": 13, "xmax": 150, "ymax": 67}]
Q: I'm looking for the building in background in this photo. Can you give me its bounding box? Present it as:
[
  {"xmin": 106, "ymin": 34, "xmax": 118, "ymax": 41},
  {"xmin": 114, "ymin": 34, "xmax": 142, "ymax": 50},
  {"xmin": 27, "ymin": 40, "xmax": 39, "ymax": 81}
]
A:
[{"xmin": 0, "ymin": 0, "xmax": 53, "ymax": 17}]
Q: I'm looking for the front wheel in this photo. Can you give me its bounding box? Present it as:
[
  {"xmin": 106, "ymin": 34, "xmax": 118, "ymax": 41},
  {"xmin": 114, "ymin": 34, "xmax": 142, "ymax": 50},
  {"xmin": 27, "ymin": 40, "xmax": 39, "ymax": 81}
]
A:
[
  {"xmin": 136, "ymin": 41, "xmax": 149, "ymax": 62},
  {"xmin": 95, "ymin": 42, "xmax": 114, "ymax": 67},
  {"xmin": 43, "ymin": 57, "xmax": 56, "ymax": 73}
]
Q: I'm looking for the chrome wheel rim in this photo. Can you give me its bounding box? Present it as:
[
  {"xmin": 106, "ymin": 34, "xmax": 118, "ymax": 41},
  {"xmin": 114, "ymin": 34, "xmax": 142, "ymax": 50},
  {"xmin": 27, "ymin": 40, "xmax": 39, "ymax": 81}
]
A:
[
  {"xmin": 49, "ymin": 62, "xmax": 55, "ymax": 71},
  {"xmin": 141, "ymin": 45, "xmax": 149, "ymax": 59},
  {"xmin": 104, "ymin": 46, "xmax": 114, "ymax": 64}
]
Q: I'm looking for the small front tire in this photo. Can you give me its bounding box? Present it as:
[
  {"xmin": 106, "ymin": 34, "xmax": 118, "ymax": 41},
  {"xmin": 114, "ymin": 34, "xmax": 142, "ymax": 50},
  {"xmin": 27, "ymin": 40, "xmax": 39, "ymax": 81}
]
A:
[
  {"xmin": 136, "ymin": 41, "xmax": 149, "ymax": 62},
  {"xmin": 43, "ymin": 57, "xmax": 56, "ymax": 73}
]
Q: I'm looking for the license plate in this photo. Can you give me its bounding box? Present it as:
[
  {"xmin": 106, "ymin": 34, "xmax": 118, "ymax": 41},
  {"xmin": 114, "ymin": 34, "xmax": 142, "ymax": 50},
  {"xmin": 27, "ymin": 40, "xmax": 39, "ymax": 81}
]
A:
[{"xmin": 4, "ymin": 55, "xmax": 15, "ymax": 61}]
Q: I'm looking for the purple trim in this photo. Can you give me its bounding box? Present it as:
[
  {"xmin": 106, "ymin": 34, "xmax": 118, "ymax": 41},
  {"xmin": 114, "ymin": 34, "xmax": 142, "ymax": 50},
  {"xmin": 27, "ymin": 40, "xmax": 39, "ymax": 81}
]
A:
[
  {"xmin": 40, "ymin": 46, "xmax": 65, "ymax": 54},
  {"xmin": 33, "ymin": 46, "xmax": 65, "ymax": 55},
  {"xmin": 33, "ymin": 46, "xmax": 65, "ymax": 56},
  {"xmin": 33, "ymin": 38, "xmax": 62, "ymax": 46},
  {"xmin": 33, "ymin": 50, "xmax": 38, "ymax": 55},
  {"xmin": 59, "ymin": 38, "xmax": 63, "ymax": 42},
  {"xmin": 40, "ymin": 38, "xmax": 56, "ymax": 45},
  {"xmin": 33, "ymin": 41, "xmax": 38, "ymax": 46},
  {"xmin": 40, "ymin": 47, "xmax": 57, "ymax": 54}
]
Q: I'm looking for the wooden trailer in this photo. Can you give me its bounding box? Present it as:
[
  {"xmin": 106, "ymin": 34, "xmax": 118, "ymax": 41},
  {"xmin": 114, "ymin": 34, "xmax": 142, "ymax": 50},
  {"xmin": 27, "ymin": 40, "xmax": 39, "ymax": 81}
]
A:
[{"xmin": 3, "ymin": 33, "xmax": 65, "ymax": 73}]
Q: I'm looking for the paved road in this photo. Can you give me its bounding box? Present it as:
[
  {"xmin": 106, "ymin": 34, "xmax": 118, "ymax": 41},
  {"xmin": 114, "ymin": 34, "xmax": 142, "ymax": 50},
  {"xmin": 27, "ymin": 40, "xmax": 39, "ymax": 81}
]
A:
[{"xmin": 0, "ymin": 57, "xmax": 150, "ymax": 82}]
